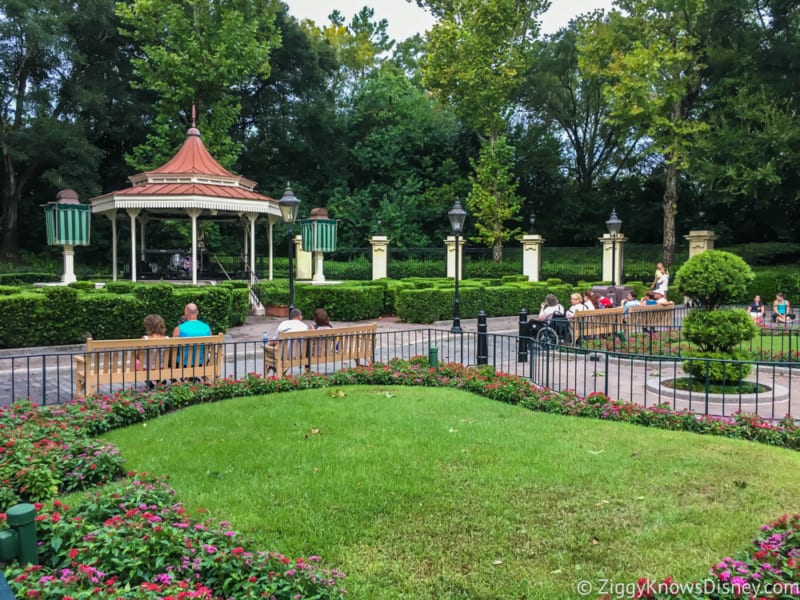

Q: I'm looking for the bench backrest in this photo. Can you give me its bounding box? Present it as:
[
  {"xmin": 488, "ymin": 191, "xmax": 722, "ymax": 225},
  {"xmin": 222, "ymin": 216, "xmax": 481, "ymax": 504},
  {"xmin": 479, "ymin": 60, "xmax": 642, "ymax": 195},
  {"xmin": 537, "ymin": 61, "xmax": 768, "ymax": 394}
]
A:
[
  {"xmin": 273, "ymin": 324, "xmax": 377, "ymax": 371},
  {"xmin": 627, "ymin": 304, "xmax": 675, "ymax": 327},
  {"xmin": 572, "ymin": 307, "xmax": 625, "ymax": 338},
  {"xmin": 84, "ymin": 334, "xmax": 224, "ymax": 375}
]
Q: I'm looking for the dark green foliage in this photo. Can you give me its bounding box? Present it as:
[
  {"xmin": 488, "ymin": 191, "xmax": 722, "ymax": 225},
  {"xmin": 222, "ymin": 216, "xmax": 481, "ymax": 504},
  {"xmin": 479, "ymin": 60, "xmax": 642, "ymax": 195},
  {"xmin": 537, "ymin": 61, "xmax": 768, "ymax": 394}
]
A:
[
  {"xmin": 229, "ymin": 288, "xmax": 250, "ymax": 326},
  {"xmin": 682, "ymin": 352, "xmax": 754, "ymax": 385},
  {"xmin": 0, "ymin": 294, "xmax": 45, "ymax": 348},
  {"xmin": 748, "ymin": 268, "xmax": 800, "ymax": 305},
  {"xmin": 41, "ymin": 287, "xmax": 84, "ymax": 345},
  {"xmin": 106, "ymin": 281, "xmax": 135, "ymax": 294},
  {"xmin": 674, "ymin": 250, "xmax": 754, "ymax": 309},
  {"xmin": 170, "ymin": 287, "xmax": 233, "ymax": 334},
  {"xmin": 0, "ymin": 273, "xmax": 60, "ymax": 285},
  {"xmin": 68, "ymin": 281, "xmax": 96, "ymax": 291},
  {"xmin": 81, "ymin": 294, "xmax": 146, "ymax": 340},
  {"xmin": 683, "ymin": 310, "xmax": 759, "ymax": 353},
  {"xmin": 0, "ymin": 285, "xmax": 19, "ymax": 295},
  {"xmin": 253, "ymin": 282, "xmax": 289, "ymax": 306},
  {"xmin": 467, "ymin": 258, "xmax": 520, "ymax": 278},
  {"xmin": 134, "ymin": 284, "xmax": 176, "ymax": 316},
  {"xmin": 295, "ymin": 283, "xmax": 384, "ymax": 321}
]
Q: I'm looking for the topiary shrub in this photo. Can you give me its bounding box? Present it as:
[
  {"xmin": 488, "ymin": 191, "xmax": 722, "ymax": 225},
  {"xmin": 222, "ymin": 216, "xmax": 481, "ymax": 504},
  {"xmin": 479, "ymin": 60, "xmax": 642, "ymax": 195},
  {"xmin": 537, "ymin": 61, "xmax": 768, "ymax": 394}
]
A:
[
  {"xmin": 674, "ymin": 250, "xmax": 754, "ymax": 309},
  {"xmin": 677, "ymin": 251, "xmax": 759, "ymax": 385},
  {"xmin": 682, "ymin": 351, "xmax": 753, "ymax": 385}
]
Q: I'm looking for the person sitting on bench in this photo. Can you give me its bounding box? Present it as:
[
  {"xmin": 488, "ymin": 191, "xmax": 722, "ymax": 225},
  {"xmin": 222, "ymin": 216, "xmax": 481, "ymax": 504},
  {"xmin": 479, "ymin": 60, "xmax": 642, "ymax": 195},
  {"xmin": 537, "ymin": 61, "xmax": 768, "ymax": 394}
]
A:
[
  {"xmin": 772, "ymin": 292, "xmax": 796, "ymax": 324},
  {"xmin": 529, "ymin": 294, "xmax": 564, "ymax": 335}
]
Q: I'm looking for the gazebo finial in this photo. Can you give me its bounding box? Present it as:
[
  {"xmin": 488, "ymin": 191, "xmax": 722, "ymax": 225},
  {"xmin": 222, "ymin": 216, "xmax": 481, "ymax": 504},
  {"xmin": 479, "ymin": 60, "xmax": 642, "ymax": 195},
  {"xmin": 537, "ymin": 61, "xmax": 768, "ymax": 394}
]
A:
[{"xmin": 191, "ymin": 103, "xmax": 196, "ymax": 128}]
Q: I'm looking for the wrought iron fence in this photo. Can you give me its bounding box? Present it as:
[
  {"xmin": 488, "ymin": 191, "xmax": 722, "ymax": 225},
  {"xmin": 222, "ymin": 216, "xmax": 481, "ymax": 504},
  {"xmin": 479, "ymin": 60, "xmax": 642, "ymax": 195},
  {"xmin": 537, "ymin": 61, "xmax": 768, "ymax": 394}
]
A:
[{"xmin": 1, "ymin": 324, "xmax": 797, "ymax": 423}]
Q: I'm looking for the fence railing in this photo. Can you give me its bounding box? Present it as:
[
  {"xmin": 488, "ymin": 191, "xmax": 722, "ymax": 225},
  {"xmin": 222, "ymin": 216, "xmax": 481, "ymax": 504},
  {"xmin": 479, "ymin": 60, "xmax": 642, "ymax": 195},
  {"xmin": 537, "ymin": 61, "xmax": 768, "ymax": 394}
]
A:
[{"xmin": 1, "ymin": 326, "xmax": 797, "ymax": 423}]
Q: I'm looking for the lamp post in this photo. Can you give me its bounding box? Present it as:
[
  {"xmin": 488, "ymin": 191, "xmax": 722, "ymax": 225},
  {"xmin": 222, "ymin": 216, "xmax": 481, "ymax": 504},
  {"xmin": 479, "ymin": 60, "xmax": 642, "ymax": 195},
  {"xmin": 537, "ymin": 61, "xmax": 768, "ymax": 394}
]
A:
[
  {"xmin": 605, "ymin": 209, "xmax": 622, "ymax": 287},
  {"xmin": 448, "ymin": 199, "xmax": 467, "ymax": 333},
  {"xmin": 278, "ymin": 185, "xmax": 301, "ymax": 310},
  {"xmin": 529, "ymin": 211, "xmax": 536, "ymax": 235}
]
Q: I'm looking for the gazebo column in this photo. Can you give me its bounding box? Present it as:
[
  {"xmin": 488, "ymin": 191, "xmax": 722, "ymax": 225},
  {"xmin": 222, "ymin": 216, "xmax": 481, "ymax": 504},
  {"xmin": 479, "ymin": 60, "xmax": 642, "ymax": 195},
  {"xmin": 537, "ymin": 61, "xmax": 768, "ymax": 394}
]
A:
[
  {"xmin": 186, "ymin": 208, "xmax": 202, "ymax": 285},
  {"xmin": 103, "ymin": 211, "xmax": 118, "ymax": 281},
  {"xmin": 139, "ymin": 214, "xmax": 149, "ymax": 265},
  {"xmin": 126, "ymin": 208, "xmax": 141, "ymax": 282},
  {"xmin": 245, "ymin": 213, "xmax": 257, "ymax": 285}
]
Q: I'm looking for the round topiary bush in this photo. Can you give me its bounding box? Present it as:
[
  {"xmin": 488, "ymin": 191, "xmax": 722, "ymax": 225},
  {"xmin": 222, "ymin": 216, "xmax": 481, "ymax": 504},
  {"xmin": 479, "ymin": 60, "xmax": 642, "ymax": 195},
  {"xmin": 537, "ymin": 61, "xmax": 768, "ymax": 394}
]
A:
[
  {"xmin": 674, "ymin": 250, "xmax": 754, "ymax": 309},
  {"xmin": 682, "ymin": 309, "xmax": 759, "ymax": 354},
  {"xmin": 682, "ymin": 351, "xmax": 753, "ymax": 384}
]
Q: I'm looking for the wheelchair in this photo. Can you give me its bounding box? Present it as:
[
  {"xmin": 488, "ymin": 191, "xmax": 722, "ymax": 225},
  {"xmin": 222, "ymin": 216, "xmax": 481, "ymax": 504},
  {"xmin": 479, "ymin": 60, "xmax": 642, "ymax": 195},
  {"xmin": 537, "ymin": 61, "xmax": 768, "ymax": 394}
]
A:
[{"xmin": 529, "ymin": 314, "xmax": 573, "ymax": 346}]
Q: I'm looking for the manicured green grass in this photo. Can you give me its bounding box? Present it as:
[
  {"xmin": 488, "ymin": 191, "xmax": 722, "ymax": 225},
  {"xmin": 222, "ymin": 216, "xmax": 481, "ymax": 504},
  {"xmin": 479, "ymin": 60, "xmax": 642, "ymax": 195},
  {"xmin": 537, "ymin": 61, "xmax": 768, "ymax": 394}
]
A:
[{"xmin": 101, "ymin": 386, "xmax": 800, "ymax": 599}]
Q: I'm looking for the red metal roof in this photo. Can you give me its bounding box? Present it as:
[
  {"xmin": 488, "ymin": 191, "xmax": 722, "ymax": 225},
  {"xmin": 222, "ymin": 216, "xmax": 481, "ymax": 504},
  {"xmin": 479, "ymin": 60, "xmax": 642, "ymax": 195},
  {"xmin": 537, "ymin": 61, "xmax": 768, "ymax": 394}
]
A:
[
  {"xmin": 148, "ymin": 127, "xmax": 236, "ymax": 177},
  {"xmin": 113, "ymin": 182, "xmax": 272, "ymax": 201}
]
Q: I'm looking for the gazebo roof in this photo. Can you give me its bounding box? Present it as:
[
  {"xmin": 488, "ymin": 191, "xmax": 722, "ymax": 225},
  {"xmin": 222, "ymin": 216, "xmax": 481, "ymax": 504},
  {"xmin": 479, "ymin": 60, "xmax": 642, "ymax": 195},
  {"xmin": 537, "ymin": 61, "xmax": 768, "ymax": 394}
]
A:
[{"xmin": 90, "ymin": 126, "xmax": 279, "ymax": 217}]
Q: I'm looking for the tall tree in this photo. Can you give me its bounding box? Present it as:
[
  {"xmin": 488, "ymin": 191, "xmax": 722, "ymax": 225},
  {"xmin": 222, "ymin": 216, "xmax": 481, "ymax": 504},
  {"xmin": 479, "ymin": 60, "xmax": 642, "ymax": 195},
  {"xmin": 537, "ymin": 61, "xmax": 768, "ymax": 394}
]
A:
[
  {"xmin": 0, "ymin": 0, "xmax": 134, "ymax": 260},
  {"xmin": 117, "ymin": 0, "xmax": 282, "ymax": 170},
  {"xmin": 419, "ymin": 0, "xmax": 548, "ymax": 261},
  {"xmin": 578, "ymin": 0, "xmax": 710, "ymax": 266}
]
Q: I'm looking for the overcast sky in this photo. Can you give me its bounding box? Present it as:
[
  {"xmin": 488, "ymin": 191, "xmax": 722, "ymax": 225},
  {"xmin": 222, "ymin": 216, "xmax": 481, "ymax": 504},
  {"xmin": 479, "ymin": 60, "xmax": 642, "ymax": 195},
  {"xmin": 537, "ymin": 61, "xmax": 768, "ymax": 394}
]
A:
[{"xmin": 285, "ymin": 0, "xmax": 615, "ymax": 42}]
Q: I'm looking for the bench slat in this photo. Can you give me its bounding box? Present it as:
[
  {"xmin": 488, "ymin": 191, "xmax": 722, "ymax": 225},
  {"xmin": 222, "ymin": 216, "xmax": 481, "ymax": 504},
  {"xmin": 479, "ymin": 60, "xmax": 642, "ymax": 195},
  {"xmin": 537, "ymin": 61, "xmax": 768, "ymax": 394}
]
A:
[{"xmin": 264, "ymin": 324, "xmax": 377, "ymax": 376}]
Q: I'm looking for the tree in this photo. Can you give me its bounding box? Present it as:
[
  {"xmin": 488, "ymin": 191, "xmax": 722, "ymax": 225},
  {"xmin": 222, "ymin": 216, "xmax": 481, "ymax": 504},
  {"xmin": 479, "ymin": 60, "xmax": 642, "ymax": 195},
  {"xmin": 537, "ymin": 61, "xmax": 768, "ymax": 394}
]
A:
[
  {"xmin": 117, "ymin": 0, "xmax": 281, "ymax": 170},
  {"xmin": 578, "ymin": 0, "xmax": 710, "ymax": 266},
  {"xmin": 419, "ymin": 0, "xmax": 548, "ymax": 261},
  {"xmin": 0, "ymin": 0, "xmax": 138, "ymax": 260}
]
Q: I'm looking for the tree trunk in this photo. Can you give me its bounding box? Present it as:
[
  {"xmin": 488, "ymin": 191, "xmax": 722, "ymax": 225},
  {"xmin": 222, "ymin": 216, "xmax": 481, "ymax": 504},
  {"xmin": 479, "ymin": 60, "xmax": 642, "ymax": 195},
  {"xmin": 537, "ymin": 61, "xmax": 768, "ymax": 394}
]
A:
[
  {"xmin": 492, "ymin": 238, "xmax": 503, "ymax": 263},
  {"xmin": 662, "ymin": 161, "xmax": 678, "ymax": 267},
  {"xmin": 1, "ymin": 150, "xmax": 19, "ymax": 261}
]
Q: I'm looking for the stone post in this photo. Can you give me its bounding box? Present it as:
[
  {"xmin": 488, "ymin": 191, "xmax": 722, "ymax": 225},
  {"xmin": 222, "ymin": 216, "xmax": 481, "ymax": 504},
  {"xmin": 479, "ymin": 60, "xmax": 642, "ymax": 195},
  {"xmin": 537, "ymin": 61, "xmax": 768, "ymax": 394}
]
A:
[
  {"xmin": 600, "ymin": 233, "xmax": 627, "ymax": 285},
  {"xmin": 684, "ymin": 230, "xmax": 718, "ymax": 258},
  {"xmin": 294, "ymin": 234, "xmax": 312, "ymax": 280},
  {"xmin": 521, "ymin": 234, "xmax": 545, "ymax": 281},
  {"xmin": 445, "ymin": 235, "xmax": 465, "ymax": 280},
  {"xmin": 370, "ymin": 235, "xmax": 389, "ymax": 280}
]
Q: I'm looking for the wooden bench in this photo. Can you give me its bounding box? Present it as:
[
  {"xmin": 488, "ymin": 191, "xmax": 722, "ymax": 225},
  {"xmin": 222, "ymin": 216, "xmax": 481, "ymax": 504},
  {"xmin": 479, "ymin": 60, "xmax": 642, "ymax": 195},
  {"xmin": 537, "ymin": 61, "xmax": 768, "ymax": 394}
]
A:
[
  {"xmin": 74, "ymin": 334, "xmax": 225, "ymax": 397},
  {"xmin": 626, "ymin": 303, "xmax": 676, "ymax": 333},
  {"xmin": 263, "ymin": 324, "xmax": 377, "ymax": 376},
  {"xmin": 572, "ymin": 307, "xmax": 625, "ymax": 341}
]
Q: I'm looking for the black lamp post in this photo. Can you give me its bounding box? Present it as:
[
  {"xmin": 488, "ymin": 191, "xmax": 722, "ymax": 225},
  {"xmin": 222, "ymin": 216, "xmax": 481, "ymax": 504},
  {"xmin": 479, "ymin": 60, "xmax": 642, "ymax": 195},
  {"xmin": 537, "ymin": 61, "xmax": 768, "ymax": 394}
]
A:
[
  {"xmin": 278, "ymin": 185, "xmax": 301, "ymax": 310},
  {"xmin": 448, "ymin": 199, "xmax": 467, "ymax": 333},
  {"xmin": 605, "ymin": 209, "xmax": 622, "ymax": 287},
  {"xmin": 529, "ymin": 211, "xmax": 536, "ymax": 235}
]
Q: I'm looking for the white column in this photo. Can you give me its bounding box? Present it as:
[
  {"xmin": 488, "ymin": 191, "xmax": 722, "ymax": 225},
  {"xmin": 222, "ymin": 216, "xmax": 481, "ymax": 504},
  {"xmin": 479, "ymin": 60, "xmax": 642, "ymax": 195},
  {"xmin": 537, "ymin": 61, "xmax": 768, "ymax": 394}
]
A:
[
  {"xmin": 126, "ymin": 208, "xmax": 141, "ymax": 282},
  {"xmin": 104, "ymin": 211, "xmax": 118, "ymax": 281},
  {"xmin": 521, "ymin": 234, "xmax": 544, "ymax": 281},
  {"xmin": 445, "ymin": 235, "xmax": 465, "ymax": 280},
  {"xmin": 246, "ymin": 213, "xmax": 257, "ymax": 285},
  {"xmin": 187, "ymin": 208, "xmax": 202, "ymax": 285},
  {"xmin": 370, "ymin": 235, "xmax": 389, "ymax": 280},
  {"xmin": 600, "ymin": 233, "xmax": 626, "ymax": 285},
  {"xmin": 62, "ymin": 244, "xmax": 77, "ymax": 284}
]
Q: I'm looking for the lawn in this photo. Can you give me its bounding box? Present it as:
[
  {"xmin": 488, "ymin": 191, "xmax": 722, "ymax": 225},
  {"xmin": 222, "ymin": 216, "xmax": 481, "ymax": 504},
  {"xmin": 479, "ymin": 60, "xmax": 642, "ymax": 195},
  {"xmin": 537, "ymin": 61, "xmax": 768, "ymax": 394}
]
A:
[{"xmin": 101, "ymin": 386, "xmax": 800, "ymax": 599}]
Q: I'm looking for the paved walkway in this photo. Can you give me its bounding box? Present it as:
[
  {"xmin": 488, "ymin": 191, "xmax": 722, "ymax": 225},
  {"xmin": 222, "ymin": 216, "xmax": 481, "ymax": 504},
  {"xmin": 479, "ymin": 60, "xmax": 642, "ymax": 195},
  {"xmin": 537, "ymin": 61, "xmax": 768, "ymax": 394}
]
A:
[{"xmin": 1, "ymin": 314, "xmax": 797, "ymax": 422}]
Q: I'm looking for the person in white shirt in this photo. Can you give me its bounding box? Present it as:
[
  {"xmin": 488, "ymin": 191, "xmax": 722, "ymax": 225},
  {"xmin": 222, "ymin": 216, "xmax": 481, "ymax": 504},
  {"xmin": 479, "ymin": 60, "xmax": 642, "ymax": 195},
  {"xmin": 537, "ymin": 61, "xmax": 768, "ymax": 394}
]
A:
[
  {"xmin": 529, "ymin": 293, "xmax": 564, "ymax": 335},
  {"xmin": 567, "ymin": 293, "xmax": 588, "ymax": 320},
  {"xmin": 268, "ymin": 308, "xmax": 309, "ymax": 344}
]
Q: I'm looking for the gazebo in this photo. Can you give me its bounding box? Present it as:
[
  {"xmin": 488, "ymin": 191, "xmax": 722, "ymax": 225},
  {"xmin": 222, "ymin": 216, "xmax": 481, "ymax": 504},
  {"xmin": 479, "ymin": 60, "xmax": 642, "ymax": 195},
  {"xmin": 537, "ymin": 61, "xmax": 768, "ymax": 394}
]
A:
[{"xmin": 89, "ymin": 122, "xmax": 281, "ymax": 285}]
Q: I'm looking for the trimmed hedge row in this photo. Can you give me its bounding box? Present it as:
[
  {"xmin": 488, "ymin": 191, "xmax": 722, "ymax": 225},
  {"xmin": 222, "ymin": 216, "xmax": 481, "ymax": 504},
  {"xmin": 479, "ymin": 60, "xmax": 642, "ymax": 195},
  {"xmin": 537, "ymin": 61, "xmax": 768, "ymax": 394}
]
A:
[{"xmin": 0, "ymin": 284, "xmax": 242, "ymax": 349}]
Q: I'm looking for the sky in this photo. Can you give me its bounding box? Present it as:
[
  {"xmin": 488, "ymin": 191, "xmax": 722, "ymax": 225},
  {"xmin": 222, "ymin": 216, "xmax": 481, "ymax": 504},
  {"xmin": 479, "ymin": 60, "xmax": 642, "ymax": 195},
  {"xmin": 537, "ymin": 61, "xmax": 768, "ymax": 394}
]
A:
[{"xmin": 285, "ymin": 0, "xmax": 615, "ymax": 41}]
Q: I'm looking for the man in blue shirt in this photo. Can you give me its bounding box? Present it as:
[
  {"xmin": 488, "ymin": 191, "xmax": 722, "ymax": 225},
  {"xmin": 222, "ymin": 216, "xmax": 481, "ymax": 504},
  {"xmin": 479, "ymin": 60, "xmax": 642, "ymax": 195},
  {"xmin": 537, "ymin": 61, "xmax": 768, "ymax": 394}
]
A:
[
  {"xmin": 174, "ymin": 303, "xmax": 211, "ymax": 337},
  {"xmin": 173, "ymin": 303, "xmax": 212, "ymax": 367}
]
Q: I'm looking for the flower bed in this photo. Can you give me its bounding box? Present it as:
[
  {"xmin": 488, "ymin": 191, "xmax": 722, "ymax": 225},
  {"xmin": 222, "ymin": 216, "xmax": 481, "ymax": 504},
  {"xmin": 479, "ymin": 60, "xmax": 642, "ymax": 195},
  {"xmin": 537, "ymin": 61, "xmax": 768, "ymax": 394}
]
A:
[{"xmin": 2, "ymin": 359, "xmax": 800, "ymax": 598}]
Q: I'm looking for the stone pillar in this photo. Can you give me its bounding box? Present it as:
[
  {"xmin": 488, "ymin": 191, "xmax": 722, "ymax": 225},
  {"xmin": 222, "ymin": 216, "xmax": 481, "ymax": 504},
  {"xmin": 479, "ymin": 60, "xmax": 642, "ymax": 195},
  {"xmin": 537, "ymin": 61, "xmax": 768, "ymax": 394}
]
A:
[
  {"xmin": 521, "ymin": 234, "xmax": 545, "ymax": 282},
  {"xmin": 445, "ymin": 235, "xmax": 465, "ymax": 280},
  {"xmin": 62, "ymin": 244, "xmax": 77, "ymax": 284},
  {"xmin": 684, "ymin": 230, "xmax": 718, "ymax": 258},
  {"xmin": 600, "ymin": 233, "xmax": 626, "ymax": 285},
  {"xmin": 294, "ymin": 234, "xmax": 312, "ymax": 280},
  {"xmin": 370, "ymin": 235, "xmax": 389, "ymax": 280}
]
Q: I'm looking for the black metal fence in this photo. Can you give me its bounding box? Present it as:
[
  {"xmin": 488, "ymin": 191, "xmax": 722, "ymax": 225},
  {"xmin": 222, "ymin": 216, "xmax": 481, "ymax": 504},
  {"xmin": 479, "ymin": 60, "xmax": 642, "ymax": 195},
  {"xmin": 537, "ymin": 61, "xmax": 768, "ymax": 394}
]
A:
[{"xmin": 1, "ymin": 324, "xmax": 797, "ymax": 422}]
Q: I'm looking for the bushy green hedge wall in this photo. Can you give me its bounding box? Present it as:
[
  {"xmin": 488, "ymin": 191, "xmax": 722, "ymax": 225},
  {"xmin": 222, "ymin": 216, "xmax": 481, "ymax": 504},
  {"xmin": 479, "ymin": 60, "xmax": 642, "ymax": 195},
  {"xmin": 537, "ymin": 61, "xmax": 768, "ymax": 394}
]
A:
[
  {"xmin": 0, "ymin": 293, "xmax": 45, "ymax": 348},
  {"xmin": 295, "ymin": 282, "xmax": 384, "ymax": 321},
  {"xmin": 0, "ymin": 272, "xmax": 59, "ymax": 285}
]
